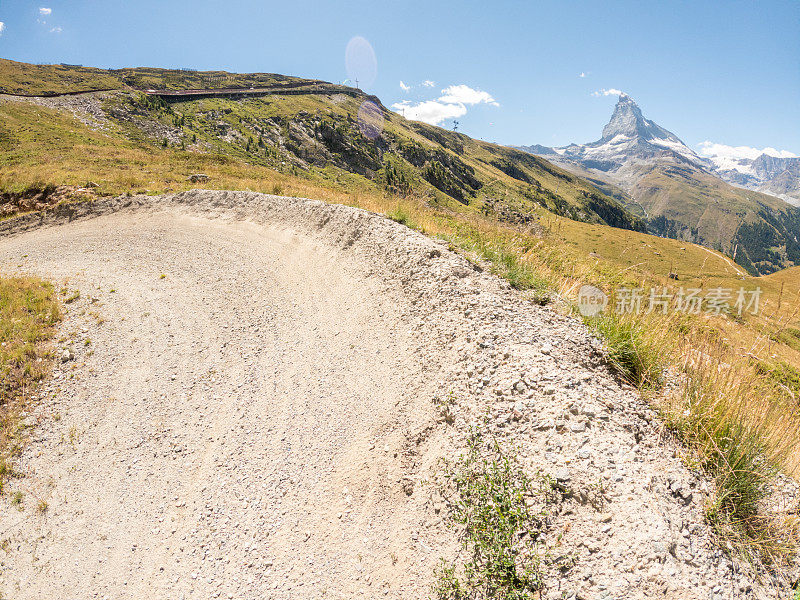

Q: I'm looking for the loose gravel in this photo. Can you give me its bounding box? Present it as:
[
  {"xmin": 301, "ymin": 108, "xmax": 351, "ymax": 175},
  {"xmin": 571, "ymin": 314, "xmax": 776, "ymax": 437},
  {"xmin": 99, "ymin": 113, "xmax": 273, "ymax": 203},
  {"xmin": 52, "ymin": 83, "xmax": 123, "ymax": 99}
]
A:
[{"xmin": 0, "ymin": 190, "xmax": 795, "ymax": 599}]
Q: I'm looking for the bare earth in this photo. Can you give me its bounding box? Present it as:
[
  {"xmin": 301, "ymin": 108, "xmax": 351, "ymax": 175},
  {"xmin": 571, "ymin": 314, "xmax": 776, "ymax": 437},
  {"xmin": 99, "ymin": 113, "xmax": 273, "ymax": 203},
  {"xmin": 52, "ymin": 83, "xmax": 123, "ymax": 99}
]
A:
[{"xmin": 0, "ymin": 191, "xmax": 795, "ymax": 599}]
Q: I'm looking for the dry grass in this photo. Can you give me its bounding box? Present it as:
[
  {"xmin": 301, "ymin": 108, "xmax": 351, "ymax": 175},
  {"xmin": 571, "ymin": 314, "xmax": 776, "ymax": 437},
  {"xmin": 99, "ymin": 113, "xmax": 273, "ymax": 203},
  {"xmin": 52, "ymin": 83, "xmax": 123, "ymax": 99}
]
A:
[
  {"xmin": 372, "ymin": 196, "xmax": 800, "ymax": 561},
  {"xmin": 2, "ymin": 92, "xmax": 800, "ymax": 562},
  {"xmin": 0, "ymin": 276, "xmax": 61, "ymax": 492},
  {"xmin": 577, "ymin": 306, "xmax": 800, "ymax": 562},
  {"xmin": 662, "ymin": 331, "xmax": 800, "ymax": 563}
]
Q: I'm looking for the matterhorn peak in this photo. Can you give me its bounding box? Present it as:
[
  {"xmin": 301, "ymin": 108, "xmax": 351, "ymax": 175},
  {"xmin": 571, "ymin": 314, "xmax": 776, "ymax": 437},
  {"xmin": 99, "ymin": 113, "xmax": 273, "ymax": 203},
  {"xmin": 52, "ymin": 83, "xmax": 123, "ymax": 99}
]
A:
[
  {"xmin": 520, "ymin": 92, "xmax": 709, "ymax": 173},
  {"xmin": 601, "ymin": 94, "xmax": 648, "ymax": 140}
]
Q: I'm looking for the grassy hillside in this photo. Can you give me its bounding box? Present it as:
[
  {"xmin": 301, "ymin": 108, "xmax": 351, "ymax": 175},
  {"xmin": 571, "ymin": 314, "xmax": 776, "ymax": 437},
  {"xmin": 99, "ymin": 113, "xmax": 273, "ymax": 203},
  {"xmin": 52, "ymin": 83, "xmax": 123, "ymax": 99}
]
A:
[
  {"xmin": 629, "ymin": 164, "xmax": 800, "ymax": 275},
  {"xmin": 0, "ymin": 58, "xmax": 311, "ymax": 95},
  {"xmin": 0, "ymin": 59, "xmax": 123, "ymax": 95},
  {"xmin": 107, "ymin": 90, "xmax": 644, "ymax": 230},
  {"xmin": 0, "ymin": 59, "xmax": 643, "ymax": 233},
  {"xmin": 2, "ymin": 61, "xmax": 800, "ymax": 563}
]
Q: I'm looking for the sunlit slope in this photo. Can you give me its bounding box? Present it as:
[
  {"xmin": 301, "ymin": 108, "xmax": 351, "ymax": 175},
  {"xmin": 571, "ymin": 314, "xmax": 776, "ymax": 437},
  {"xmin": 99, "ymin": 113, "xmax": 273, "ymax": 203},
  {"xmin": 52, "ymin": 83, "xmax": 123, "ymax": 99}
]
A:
[
  {"xmin": 0, "ymin": 58, "xmax": 124, "ymax": 95},
  {"xmin": 0, "ymin": 58, "xmax": 646, "ymax": 232},
  {"xmin": 628, "ymin": 164, "xmax": 800, "ymax": 275}
]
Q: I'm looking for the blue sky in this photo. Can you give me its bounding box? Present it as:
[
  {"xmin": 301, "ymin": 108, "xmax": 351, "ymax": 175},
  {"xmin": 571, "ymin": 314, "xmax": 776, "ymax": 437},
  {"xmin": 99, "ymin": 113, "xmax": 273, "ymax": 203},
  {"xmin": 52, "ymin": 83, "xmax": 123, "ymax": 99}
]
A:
[{"xmin": 1, "ymin": 0, "xmax": 798, "ymax": 159}]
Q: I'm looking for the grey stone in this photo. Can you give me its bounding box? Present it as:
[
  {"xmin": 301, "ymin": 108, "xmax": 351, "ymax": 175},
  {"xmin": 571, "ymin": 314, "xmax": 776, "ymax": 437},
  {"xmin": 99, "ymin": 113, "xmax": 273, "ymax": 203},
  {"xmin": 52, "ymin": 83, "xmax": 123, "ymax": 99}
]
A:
[{"xmin": 555, "ymin": 468, "xmax": 571, "ymax": 483}]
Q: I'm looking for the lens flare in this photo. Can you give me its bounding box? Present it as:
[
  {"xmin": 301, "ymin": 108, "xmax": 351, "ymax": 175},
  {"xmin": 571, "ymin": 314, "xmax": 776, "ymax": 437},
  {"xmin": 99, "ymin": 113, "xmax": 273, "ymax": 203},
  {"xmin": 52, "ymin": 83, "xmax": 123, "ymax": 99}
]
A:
[
  {"xmin": 345, "ymin": 36, "xmax": 377, "ymax": 89},
  {"xmin": 357, "ymin": 100, "xmax": 384, "ymax": 140}
]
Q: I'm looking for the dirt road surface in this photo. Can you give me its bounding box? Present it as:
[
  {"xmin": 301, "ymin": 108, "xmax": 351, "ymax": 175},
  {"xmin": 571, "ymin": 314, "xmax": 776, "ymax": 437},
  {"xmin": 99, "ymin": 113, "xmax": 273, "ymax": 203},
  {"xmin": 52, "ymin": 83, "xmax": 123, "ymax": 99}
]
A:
[
  {"xmin": 0, "ymin": 197, "xmax": 454, "ymax": 599},
  {"xmin": 0, "ymin": 191, "xmax": 794, "ymax": 599}
]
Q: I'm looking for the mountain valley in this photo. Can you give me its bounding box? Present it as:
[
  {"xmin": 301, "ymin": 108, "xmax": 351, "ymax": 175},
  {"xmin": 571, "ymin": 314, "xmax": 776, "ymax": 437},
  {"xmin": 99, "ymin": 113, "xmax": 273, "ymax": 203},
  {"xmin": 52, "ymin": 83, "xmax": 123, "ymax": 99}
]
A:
[{"xmin": 519, "ymin": 94, "xmax": 800, "ymax": 274}]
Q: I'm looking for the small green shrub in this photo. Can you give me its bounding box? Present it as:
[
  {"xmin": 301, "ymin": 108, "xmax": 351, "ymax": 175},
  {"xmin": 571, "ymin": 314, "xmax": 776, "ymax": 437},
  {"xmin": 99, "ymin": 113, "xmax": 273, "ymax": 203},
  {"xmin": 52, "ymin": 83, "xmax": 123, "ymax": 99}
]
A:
[
  {"xmin": 470, "ymin": 239, "xmax": 551, "ymax": 298},
  {"xmin": 435, "ymin": 429, "xmax": 555, "ymax": 599},
  {"xmin": 387, "ymin": 206, "xmax": 416, "ymax": 229}
]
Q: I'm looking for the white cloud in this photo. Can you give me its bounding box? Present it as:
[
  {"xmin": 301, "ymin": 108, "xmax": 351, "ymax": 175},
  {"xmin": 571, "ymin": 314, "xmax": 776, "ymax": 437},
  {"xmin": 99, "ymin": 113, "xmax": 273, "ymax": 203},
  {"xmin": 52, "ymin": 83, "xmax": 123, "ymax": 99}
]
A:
[
  {"xmin": 399, "ymin": 81, "xmax": 411, "ymax": 92},
  {"xmin": 49, "ymin": 26, "xmax": 62, "ymax": 33},
  {"xmin": 439, "ymin": 84, "xmax": 499, "ymax": 106},
  {"xmin": 391, "ymin": 100, "xmax": 467, "ymax": 125},
  {"xmin": 392, "ymin": 84, "xmax": 499, "ymax": 125},
  {"xmin": 422, "ymin": 80, "xmax": 435, "ymax": 87},
  {"xmin": 39, "ymin": 7, "xmax": 52, "ymax": 16},
  {"xmin": 697, "ymin": 141, "xmax": 798, "ymax": 169},
  {"xmin": 0, "ymin": 22, "xmax": 5, "ymax": 36},
  {"xmin": 591, "ymin": 88, "xmax": 625, "ymax": 97}
]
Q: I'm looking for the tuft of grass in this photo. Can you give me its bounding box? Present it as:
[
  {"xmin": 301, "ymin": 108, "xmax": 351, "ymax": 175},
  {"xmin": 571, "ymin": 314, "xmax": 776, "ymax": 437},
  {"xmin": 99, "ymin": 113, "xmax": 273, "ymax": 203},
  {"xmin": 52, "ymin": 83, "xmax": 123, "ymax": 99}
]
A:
[
  {"xmin": 477, "ymin": 242, "xmax": 550, "ymax": 297},
  {"xmin": 754, "ymin": 360, "xmax": 800, "ymax": 401},
  {"xmin": 387, "ymin": 205, "xmax": 417, "ymax": 229},
  {"xmin": 36, "ymin": 499, "xmax": 48, "ymax": 513},
  {"xmin": 585, "ymin": 313, "xmax": 668, "ymax": 389},
  {"xmin": 63, "ymin": 290, "xmax": 80, "ymax": 304},
  {"xmin": 0, "ymin": 276, "xmax": 61, "ymax": 491},
  {"xmin": 435, "ymin": 428, "xmax": 555, "ymax": 600}
]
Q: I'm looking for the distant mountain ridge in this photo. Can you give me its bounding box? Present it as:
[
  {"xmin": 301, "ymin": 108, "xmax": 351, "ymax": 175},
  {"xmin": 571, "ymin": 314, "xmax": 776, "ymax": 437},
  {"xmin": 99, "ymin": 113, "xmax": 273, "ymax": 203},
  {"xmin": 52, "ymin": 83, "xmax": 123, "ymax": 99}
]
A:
[
  {"xmin": 709, "ymin": 152, "xmax": 800, "ymax": 205},
  {"xmin": 517, "ymin": 95, "xmax": 800, "ymax": 274}
]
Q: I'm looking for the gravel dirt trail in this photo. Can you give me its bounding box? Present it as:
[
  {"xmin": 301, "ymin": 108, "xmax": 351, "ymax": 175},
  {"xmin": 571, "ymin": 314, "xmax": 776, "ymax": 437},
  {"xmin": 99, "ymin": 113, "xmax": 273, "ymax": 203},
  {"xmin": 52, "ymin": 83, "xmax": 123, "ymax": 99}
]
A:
[
  {"xmin": 0, "ymin": 200, "xmax": 453, "ymax": 599},
  {"xmin": 0, "ymin": 191, "xmax": 795, "ymax": 599}
]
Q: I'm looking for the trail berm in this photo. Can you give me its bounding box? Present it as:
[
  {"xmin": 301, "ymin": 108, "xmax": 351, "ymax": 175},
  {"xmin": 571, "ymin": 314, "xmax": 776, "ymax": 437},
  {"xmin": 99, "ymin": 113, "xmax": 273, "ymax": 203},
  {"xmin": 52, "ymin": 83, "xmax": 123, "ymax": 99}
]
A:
[{"xmin": 0, "ymin": 190, "xmax": 793, "ymax": 599}]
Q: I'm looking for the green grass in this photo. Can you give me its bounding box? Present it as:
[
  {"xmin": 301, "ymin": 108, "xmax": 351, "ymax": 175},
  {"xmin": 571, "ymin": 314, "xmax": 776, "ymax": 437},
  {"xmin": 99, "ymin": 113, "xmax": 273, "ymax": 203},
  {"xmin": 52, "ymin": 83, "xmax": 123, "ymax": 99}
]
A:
[
  {"xmin": 0, "ymin": 276, "xmax": 61, "ymax": 492},
  {"xmin": 0, "ymin": 58, "xmax": 123, "ymax": 95},
  {"xmin": 435, "ymin": 429, "xmax": 556, "ymax": 600},
  {"xmin": 667, "ymin": 360, "xmax": 795, "ymax": 564},
  {"xmin": 468, "ymin": 237, "xmax": 552, "ymax": 297},
  {"xmin": 585, "ymin": 313, "xmax": 668, "ymax": 389},
  {"xmin": 387, "ymin": 205, "xmax": 417, "ymax": 229},
  {"xmin": 754, "ymin": 360, "xmax": 800, "ymax": 399},
  {"xmin": 0, "ymin": 58, "xmax": 315, "ymax": 96}
]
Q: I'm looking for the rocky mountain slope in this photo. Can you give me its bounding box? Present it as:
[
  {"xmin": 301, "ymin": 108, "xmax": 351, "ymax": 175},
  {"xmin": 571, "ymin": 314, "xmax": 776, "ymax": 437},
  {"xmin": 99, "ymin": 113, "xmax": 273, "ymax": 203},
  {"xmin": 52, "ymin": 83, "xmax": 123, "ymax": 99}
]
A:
[
  {"xmin": 529, "ymin": 93, "xmax": 711, "ymax": 173},
  {"xmin": 519, "ymin": 95, "xmax": 800, "ymax": 274}
]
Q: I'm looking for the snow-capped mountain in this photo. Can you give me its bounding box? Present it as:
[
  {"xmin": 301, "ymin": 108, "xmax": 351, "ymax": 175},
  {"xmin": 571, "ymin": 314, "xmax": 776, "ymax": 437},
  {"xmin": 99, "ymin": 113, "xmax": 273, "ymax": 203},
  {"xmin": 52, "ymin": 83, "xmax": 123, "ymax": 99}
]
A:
[
  {"xmin": 516, "ymin": 94, "xmax": 800, "ymax": 275},
  {"xmin": 518, "ymin": 94, "xmax": 800, "ymax": 205},
  {"xmin": 706, "ymin": 152, "xmax": 800, "ymax": 205},
  {"xmin": 519, "ymin": 94, "xmax": 712, "ymax": 175}
]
